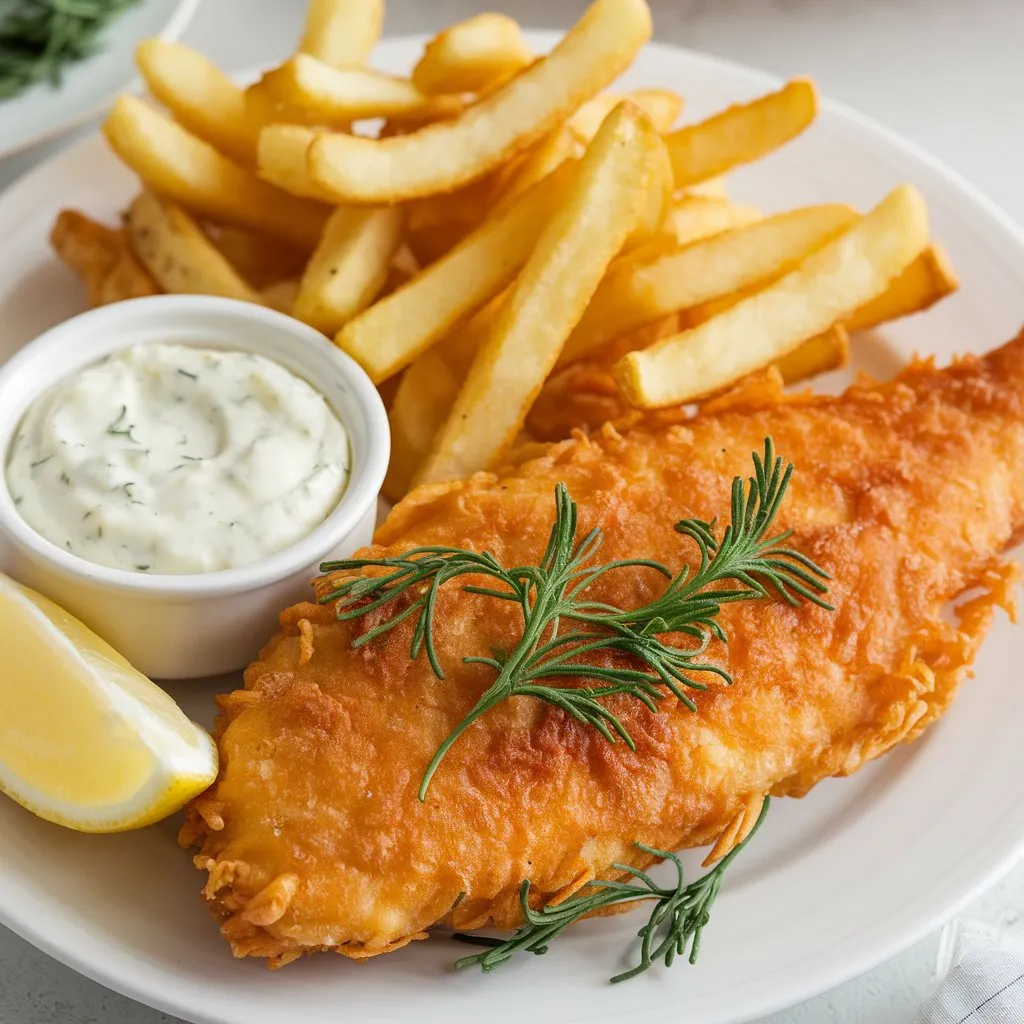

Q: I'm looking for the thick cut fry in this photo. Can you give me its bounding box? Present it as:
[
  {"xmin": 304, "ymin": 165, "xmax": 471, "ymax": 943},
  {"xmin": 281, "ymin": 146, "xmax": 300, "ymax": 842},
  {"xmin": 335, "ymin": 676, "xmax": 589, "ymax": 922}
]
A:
[
  {"xmin": 335, "ymin": 162, "xmax": 575, "ymax": 382},
  {"xmin": 663, "ymin": 195, "xmax": 762, "ymax": 246},
  {"xmin": 299, "ymin": 0, "xmax": 383, "ymax": 67},
  {"xmin": 127, "ymin": 192, "xmax": 264, "ymax": 303},
  {"xmin": 416, "ymin": 104, "xmax": 665, "ymax": 485},
  {"xmin": 103, "ymin": 96, "xmax": 330, "ymax": 249},
  {"xmin": 51, "ymin": 210, "xmax": 159, "ymax": 307},
  {"xmin": 618, "ymin": 196, "xmax": 762, "ymax": 275},
  {"xmin": 527, "ymin": 318, "xmax": 845, "ymax": 443},
  {"xmin": 630, "ymin": 121, "xmax": 674, "ymax": 241},
  {"xmin": 412, "ymin": 13, "xmax": 532, "ymax": 96},
  {"xmin": 560, "ymin": 203, "xmax": 858, "ymax": 365},
  {"xmin": 383, "ymin": 300, "xmax": 501, "ymax": 502},
  {"xmin": 259, "ymin": 56, "xmax": 463, "ymax": 123},
  {"xmin": 615, "ymin": 184, "xmax": 929, "ymax": 408},
  {"xmin": 260, "ymin": 279, "xmax": 299, "ymax": 314},
  {"xmin": 685, "ymin": 176, "xmax": 728, "ymax": 199},
  {"xmin": 683, "ymin": 243, "xmax": 960, "ymax": 335},
  {"xmin": 135, "ymin": 40, "xmax": 262, "ymax": 166},
  {"xmin": 307, "ymin": 0, "xmax": 653, "ymax": 203},
  {"xmin": 846, "ymin": 244, "xmax": 958, "ymax": 332},
  {"xmin": 204, "ymin": 225, "xmax": 309, "ymax": 290},
  {"xmin": 384, "ymin": 349, "xmax": 461, "ymax": 501},
  {"xmin": 256, "ymin": 124, "xmax": 339, "ymax": 202},
  {"xmin": 774, "ymin": 324, "xmax": 850, "ymax": 383},
  {"xmin": 488, "ymin": 124, "xmax": 583, "ymax": 209},
  {"xmin": 567, "ymin": 87, "xmax": 683, "ymax": 141},
  {"xmin": 293, "ymin": 206, "xmax": 404, "ymax": 334},
  {"xmin": 665, "ymin": 79, "xmax": 818, "ymax": 188},
  {"xmin": 243, "ymin": 77, "xmax": 336, "ymax": 131}
]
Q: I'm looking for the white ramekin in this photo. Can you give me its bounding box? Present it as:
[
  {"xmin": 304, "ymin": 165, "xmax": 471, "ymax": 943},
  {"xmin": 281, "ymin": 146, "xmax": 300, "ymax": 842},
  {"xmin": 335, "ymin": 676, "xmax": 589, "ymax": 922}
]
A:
[{"xmin": 0, "ymin": 296, "xmax": 389, "ymax": 680}]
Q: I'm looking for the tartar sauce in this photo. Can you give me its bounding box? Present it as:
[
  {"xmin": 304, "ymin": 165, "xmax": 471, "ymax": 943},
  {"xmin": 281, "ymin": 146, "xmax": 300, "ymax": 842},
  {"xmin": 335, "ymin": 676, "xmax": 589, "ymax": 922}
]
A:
[{"xmin": 5, "ymin": 344, "xmax": 351, "ymax": 574}]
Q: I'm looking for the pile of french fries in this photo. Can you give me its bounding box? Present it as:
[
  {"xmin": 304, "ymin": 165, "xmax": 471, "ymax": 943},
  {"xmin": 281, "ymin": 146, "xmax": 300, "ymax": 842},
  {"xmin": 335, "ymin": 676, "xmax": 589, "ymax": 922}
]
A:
[{"xmin": 51, "ymin": 0, "xmax": 959, "ymax": 501}]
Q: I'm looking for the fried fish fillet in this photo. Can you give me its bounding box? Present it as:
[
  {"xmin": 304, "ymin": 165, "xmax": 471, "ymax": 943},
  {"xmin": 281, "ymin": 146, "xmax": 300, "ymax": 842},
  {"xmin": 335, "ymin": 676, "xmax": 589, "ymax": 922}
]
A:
[{"xmin": 182, "ymin": 332, "xmax": 1024, "ymax": 967}]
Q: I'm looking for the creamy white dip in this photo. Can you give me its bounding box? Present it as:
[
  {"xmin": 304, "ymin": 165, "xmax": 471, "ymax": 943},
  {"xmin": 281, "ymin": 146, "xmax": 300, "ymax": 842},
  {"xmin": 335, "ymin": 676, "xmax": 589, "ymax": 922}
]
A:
[{"xmin": 5, "ymin": 343, "xmax": 351, "ymax": 574}]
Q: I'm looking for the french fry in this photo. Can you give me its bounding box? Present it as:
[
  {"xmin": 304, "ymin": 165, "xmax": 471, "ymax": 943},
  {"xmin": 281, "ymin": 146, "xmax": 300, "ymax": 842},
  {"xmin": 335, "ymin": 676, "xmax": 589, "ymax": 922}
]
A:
[
  {"xmin": 135, "ymin": 40, "xmax": 262, "ymax": 166},
  {"xmin": 204, "ymin": 225, "xmax": 309, "ymax": 291},
  {"xmin": 51, "ymin": 210, "xmax": 160, "ymax": 307},
  {"xmin": 618, "ymin": 195, "xmax": 762, "ymax": 271},
  {"xmin": 243, "ymin": 77, "xmax": 334, "ymax": 131},
  {"xmin": 614, "ymin": 184, "xmax": 929, "ymax": 408},
  {"xmin": 683, "ymin": 242, "xmax": 960, "ymax": 334},
  {"xmin": 383, "ymin": 298, "xmax": 502, "ymax": 501},
  {"xmin": 488, "ymin": 124, "xmax": 583, "ymax": 210},
  {"xmin": 103, "ymin": 96, "xmax": 330, "ymax": 248},
  {"xmin": 259, "ymin": 55, "xmax": 464, "ymax": 123},
  {"xmin": 384, "ymin": 349, "xmax": 462, "ymax": 502},
  {"xmin": 299, "ymin": 0, "xmax": 384, "ymax": 67},
  {"xmin": 416, "ymin": 104, "xmax": 667, "ymax": 485},
  {"xmin": 256, "ymin": 124, "xmax": 339, "ymax": 202},
  {"xmin": 665, "ymin": 79, "xmax": 818, "ymax": 188},
  {"xmin": 335, "ymin": 161, "xmax": 576, "ymax": 382},
  {"xmin": 412, "ymin": 13, "xmax": 533, "ymax": 96},
  {"xmin": 307, "ymin": 0, "xmax": 653, "ymax": 203},
  {"xmin": 293, "ymin": 205, "xmax": 404, "ymax": 334},
  {"xmin": 685, "ymin": 176, "xmax": 728, "ymax": 199},
  {"xmin": 846, "ymin": 244, "xmax": 958, "ymax": 332},
  {"xmin": 663, "ymin": 195, "xmax": 762, "ymax": 246},
  {"xmin": 560, "ymin": 203, "xmax": 858, "ymax": 365},
  {"xmin": 567, "ymin": 87, "xmax": 684, "ymax": 141},
  {"xmin": 632, "ymin": 126, "xmax": 674, "ymax": 240},
  {"xmin": 126, "ymin": 191, "xmax": 264, "ymax": 303},
  {"xmin": 774, "ymin": 324, "xmax": 850, "ymax": 383},
  {"xmin": 260, "ymin": 278, "xmax": 300, "ymax": 314},
  {"xmin": 529, "ymin": 316, "xmax": 847, "ymax": 445}
]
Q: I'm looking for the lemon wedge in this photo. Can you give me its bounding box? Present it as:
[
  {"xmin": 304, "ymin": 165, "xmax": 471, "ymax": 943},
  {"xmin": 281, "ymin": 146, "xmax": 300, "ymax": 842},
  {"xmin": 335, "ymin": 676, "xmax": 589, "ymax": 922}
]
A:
[{"xmin": 0, "ymin": 572, "xmax": 217, "ymax": 832}]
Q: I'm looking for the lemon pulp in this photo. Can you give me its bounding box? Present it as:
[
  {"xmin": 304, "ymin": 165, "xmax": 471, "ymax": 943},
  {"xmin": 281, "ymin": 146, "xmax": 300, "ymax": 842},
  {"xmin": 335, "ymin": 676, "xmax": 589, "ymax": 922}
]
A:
[{"xmin": 0, "ymin": 574, "xmax": 217, "ymax": 831}]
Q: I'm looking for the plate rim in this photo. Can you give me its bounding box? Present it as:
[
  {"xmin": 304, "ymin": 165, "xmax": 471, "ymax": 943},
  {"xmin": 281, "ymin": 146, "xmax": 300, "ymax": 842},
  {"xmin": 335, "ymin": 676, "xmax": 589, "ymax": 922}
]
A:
[
  {"xmin": 0, "ymin": 0, "xmax": 203, "ymax": 162},
  {"xmin": 1, "ymin": 32, "xmax": 1024, "ymax": 1024}
]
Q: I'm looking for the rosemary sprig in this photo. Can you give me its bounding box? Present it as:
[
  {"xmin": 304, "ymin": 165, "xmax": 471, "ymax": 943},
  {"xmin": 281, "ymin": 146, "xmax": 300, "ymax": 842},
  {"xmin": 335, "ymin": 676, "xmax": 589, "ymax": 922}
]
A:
[
  {"xmin": 453, "ymin": 797, "xmax": 770, "ymax": 982},
  {"xmin": 0, "ymin": 0, "xmax": 140, "ymax": 101},
  {"xmin": 318, "ymin": 438, "xmax": 831, "ymax": 800}
]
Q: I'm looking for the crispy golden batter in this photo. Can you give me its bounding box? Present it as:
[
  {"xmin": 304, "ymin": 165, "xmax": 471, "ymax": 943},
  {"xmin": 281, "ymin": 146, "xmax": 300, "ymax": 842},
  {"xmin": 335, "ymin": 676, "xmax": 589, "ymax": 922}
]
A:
[{"xmin": 183, "ymin": 332, "xmax": 1024, "ymax": 967}]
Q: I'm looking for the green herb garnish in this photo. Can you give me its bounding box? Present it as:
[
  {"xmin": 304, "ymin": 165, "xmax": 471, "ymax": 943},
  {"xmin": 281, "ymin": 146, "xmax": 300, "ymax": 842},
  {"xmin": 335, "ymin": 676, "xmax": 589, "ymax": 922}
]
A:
[
  {"xmin": 319, "ymin": 439, "xmax": 831, "ymax": 800},
  {"xmin": 106, "ymin": 404, "xmax": 136, "ymax": 441},
  {"xmin": 0, "ymin": 0, "xmax": 141, "ymax": 101},
  {"xmin": 454, "ymin": 797, "xmax": 770, "ymax": 982}
]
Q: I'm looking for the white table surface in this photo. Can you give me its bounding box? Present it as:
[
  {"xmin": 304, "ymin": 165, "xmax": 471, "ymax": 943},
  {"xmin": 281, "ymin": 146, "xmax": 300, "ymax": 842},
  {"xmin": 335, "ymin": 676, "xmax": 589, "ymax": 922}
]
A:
[{"xmin": 1, "ymin": 1, "xmax": 1022, "ymax": 1021}]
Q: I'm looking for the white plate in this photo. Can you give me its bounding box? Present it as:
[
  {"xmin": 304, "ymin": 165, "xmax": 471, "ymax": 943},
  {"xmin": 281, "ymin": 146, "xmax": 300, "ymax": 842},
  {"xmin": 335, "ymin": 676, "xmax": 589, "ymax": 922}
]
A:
[
  {"xmin": 2, "ymin": 31, "xmax": 1024, "ymax": 1024},
  {"xmin": 0, "ymin": 0, "xmax": 201, "ymax": 160}
]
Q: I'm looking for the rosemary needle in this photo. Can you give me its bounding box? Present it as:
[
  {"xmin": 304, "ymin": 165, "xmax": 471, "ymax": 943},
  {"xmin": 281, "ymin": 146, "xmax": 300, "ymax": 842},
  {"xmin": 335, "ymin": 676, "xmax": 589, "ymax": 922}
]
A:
[{"xmin": 318, "ymin": 438, "xmax": 832, "ymax": 800}]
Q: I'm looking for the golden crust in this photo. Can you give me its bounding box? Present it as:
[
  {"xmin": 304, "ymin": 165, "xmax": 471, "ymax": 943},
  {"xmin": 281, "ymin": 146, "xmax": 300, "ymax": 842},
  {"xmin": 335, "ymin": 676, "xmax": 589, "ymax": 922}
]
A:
[{"xmin": 182, "ymin": 331, "xmax": 1024, "ymax": 967}]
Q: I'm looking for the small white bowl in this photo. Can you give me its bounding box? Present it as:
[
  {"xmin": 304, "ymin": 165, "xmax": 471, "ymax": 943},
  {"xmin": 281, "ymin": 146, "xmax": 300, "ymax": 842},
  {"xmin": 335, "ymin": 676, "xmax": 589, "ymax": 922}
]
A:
[{"xmin": 0, "ymin": 296, "xmax": 389, "ymax": 679}]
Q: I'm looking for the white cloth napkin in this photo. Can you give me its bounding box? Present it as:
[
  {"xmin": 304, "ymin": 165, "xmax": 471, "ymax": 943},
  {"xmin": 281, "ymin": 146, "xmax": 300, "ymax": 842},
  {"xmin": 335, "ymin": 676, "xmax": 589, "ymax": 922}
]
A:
[{"xmin": 914, "ymin": 919, "xmax": 1024, "ymax": 1023}]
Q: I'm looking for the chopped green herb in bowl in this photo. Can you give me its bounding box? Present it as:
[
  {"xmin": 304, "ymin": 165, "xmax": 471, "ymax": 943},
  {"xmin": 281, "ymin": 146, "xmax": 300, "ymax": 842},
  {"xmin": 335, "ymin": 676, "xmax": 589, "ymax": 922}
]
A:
[{"xmin": 0, "ymin": 0, "xmax": 141, "ymax": 101}]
